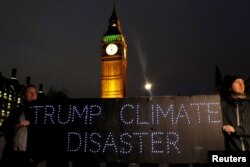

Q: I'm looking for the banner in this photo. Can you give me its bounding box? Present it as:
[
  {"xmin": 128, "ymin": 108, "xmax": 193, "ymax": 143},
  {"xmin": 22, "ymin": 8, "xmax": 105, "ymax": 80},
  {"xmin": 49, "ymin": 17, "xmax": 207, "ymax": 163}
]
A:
[{"xmin": 30, "ymin": 95, "xmax": 224, "ymax": 163}]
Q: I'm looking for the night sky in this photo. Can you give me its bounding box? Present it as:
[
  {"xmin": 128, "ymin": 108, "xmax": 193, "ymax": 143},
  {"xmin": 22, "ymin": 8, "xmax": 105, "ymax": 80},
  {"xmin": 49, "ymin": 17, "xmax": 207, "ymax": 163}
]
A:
[{"xmin": 0, "ymin": 0, "xmax": 250, "ymax": 98}]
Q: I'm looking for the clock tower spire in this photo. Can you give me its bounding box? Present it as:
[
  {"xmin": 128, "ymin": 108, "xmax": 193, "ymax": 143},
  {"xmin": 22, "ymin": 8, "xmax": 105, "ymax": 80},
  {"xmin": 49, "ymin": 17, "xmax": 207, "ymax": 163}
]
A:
[{"xmin": 101, "ymin": 4, "xmax": 127, "ymax": 98}]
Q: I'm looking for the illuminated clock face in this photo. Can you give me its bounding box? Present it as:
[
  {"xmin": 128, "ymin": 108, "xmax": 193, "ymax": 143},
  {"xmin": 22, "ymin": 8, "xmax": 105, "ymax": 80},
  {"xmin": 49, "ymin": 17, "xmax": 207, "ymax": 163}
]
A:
[{"xmin": 106, "ymin": 43, "xmax": 118, "ymax": 55}]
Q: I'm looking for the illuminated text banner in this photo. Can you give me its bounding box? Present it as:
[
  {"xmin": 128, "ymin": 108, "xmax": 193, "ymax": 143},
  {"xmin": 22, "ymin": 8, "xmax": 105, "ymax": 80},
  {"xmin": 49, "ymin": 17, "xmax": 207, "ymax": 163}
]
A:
[{"xmin": 31, "ymin": 95, "xmax": 224, "ymax": 163}]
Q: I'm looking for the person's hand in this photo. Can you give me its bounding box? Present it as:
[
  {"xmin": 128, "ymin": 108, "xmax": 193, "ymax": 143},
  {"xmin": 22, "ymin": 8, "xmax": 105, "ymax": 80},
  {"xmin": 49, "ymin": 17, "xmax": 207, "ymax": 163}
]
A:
[
  {"xmin": 16, "ymin": 120, "xmax": 30, "ymax": 129},
  {"xmin": 222, "ymin": 125, "xmax": 235, "ymax": 135}
]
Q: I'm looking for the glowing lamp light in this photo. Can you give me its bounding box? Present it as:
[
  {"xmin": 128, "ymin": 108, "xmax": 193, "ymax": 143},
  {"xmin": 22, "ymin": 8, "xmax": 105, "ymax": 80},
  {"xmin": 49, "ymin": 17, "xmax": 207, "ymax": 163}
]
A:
[
  {"xmin": 144, "ymin": 82, "xmax": 152, "ymax": 101},
  {"xmin": 144, "ymin": 83, "xmax": 152, "ymax": 91}
]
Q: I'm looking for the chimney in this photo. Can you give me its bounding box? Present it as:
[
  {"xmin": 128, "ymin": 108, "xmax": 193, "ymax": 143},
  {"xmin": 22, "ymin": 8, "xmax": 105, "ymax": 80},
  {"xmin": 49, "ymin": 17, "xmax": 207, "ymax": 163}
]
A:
[
  {"xmin": 38, "ymin": 84, "xmax": 43, "ymax": 93},
  {"xmin": 11, "ymin": 68, "xmax": 17, "ymax": 79},
  {"xmin": 26, "ymin": 76, "xmax": 31, "ymax": 85}
]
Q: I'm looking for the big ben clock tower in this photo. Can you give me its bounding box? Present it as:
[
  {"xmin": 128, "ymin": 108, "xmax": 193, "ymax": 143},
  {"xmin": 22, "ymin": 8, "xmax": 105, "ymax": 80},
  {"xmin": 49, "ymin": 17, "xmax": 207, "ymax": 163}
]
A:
[{"xmin": 101, "ymin": 6, "xmax": 127, "ymax": 98}]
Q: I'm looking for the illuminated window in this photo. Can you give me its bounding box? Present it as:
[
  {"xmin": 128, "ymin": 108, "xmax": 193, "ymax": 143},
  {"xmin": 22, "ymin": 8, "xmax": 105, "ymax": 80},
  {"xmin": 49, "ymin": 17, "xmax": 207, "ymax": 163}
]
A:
[
  {"xmin": 4, "ymin": 92, "xmax": 7, "ymax": 99},
  {"xmin": 8, "ymin": 94, "xmax": 12, "ymax": 101},
  {"xmin": 1, "ymin": 110, "xmax": 6, "ymax": 117},
  {"xmin": 7, "ymin": 103, "xmax": 11, "ymax": 109},
  {"xmin": 18, "ymin": 97, "xmax": 21, "ymax": 104}
]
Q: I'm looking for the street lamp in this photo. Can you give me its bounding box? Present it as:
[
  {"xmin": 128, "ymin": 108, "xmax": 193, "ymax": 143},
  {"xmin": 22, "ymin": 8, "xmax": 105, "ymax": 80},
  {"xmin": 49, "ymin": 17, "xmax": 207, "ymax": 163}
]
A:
[{"xmin": 144, "ymin": 82, "xmax": 152, "ymax": 101}]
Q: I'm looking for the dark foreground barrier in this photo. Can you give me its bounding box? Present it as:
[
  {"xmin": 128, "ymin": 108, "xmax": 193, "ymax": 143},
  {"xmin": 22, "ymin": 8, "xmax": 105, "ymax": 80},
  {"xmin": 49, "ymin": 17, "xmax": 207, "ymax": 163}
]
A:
[{"xmin": 29, "ymin": 95, "xmax": 224, "ymax": 165}]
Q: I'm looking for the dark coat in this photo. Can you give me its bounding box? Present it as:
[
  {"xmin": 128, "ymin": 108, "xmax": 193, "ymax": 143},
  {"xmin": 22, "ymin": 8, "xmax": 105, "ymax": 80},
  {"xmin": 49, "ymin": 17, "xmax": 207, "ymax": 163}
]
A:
[
  {"xmin": 0, "ymin": 103, "xmax": 36, "ymax": 162},
  {"xmin": 221, "ymin": 96, "xmax": 250, "ymax": 151}
]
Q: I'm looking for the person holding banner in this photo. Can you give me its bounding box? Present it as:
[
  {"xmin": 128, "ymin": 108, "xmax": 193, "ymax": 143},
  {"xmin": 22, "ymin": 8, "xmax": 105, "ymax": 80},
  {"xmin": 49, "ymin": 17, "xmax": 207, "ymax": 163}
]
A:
[
  {"xmin": 221, "ymin": 75, "xmax": 250, "ymax": 151},
  {"xmin": 0, "ymin": 84, "xmax": 38, "ymax": 167}
]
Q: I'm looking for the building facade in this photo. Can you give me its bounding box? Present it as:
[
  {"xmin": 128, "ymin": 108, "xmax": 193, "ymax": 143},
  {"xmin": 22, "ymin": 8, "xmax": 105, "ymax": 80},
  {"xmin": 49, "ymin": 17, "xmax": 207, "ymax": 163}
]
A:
[
  {"xmin": 0, "ymin": 69, "xmax": 22, "ymax": 126},
  {"xmin": 0, "ymin": 69, "xmax": 45, "ymax": 126}
]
